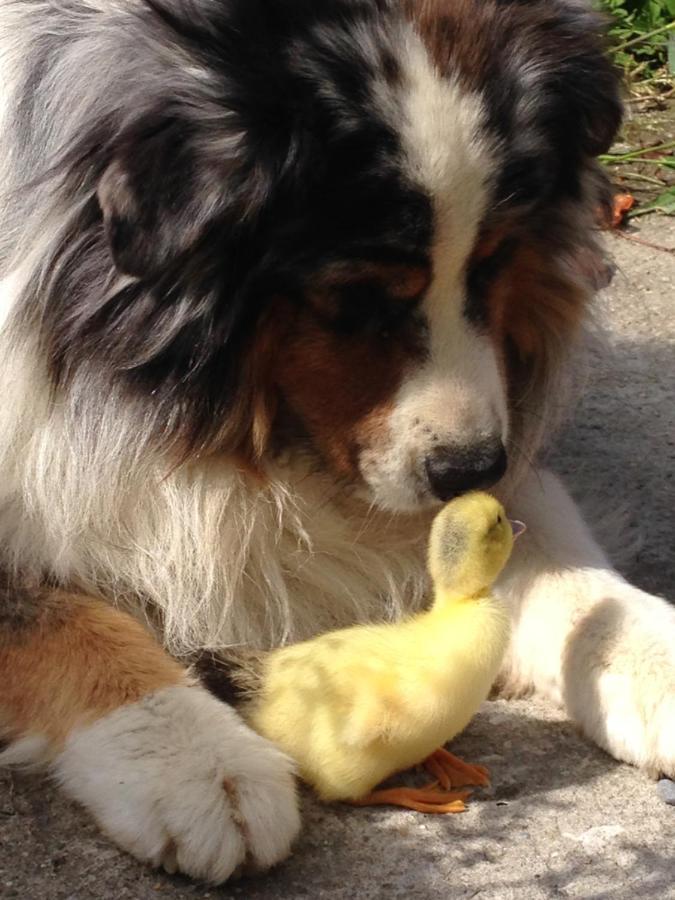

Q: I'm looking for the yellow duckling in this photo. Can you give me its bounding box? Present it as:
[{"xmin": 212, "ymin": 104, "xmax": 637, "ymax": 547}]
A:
[{"xmin": 246, "ymin": 492, "xmax": 525, "ymax": 813}]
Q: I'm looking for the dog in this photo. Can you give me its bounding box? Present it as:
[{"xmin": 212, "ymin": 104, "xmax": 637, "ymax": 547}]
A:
[{"xmin": 1, "ymin": 0, "xmax": 674, "ymax": 885}]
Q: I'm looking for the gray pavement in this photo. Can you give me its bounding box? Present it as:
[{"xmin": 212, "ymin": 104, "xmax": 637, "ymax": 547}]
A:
[{"xmin": 1, "ymin": 217, "xmax": 674, "ymax": 899}]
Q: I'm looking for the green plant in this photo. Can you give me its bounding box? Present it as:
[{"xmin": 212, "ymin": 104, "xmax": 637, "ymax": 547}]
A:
[{"xmin": 600, "ymin": 0, "xmax": 675, "ymax": 74}]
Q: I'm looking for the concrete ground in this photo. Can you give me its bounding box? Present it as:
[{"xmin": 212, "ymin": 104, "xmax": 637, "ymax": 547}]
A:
[{"xmin": 1, "ymin": 217, "xmax": 674, "ymax": 900}]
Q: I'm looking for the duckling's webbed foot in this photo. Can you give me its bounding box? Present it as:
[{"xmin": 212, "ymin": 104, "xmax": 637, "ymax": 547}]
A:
[
  {"xmin": 351, "ymin": 784, "xmax": 471, "ymax": 814},
  {"xmin": 423, "ymin": 747, "xmax": 490, "ymax": 789}
]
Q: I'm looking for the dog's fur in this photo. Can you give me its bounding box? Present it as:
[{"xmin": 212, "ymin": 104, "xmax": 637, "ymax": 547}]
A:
[{"xmin": 1, "ymin": 0, "xmax": 674, "ymax": 885}]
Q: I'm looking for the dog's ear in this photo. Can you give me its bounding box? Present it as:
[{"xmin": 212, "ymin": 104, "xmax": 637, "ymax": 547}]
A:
[
  {"xmin": 552, "ymin": 28, "xmax": 623, "ymax": 159},
  {"xmin": 97, "ymin": 116, "xmax": 233, "ymax": 278},
  {"xmin": 496, "ymin": 0, "xmax": 623, "ymax": 158},
  {"xmin": 506, "ymin": 3, "xmax": 622, "ymax": 201}
]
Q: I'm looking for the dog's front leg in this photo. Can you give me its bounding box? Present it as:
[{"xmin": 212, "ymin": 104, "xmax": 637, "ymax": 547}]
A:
[
  {"xmin": 0, "ymin": 589, "xmax": 299, "ymax": 882},
  {"xmin": 496, "ymin": 468, "xmax": 675, "ymax": 779}
]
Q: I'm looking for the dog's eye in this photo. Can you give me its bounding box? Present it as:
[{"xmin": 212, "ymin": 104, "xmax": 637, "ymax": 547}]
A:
[
  {"xmin": 470, "ymin": 237, "xmax": 517, "ymax": 281},
  {"xmin": 327, "ymin": 283, "xmax": 420, "ymax": 338},
  {"xmin": 306, "ymin": 261, "xmax": 429, "ymax": 339},
  {"xmin": 465, "ymin": 238, "xmax": 518, "ymax": 326}
]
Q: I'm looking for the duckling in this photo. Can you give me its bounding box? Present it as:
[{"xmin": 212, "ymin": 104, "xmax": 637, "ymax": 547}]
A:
[{"xmin": 245, "ymin": 492, "xmax": 525, "ymax": 813}]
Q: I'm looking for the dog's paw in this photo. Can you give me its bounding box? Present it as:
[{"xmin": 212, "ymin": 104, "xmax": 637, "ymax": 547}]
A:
[
  {"xmin": 54, "ymin": 684, "xmax": 300, "ymax": 884},
  {"xmin": 563, "ymin": 584, "xmax": 675, "ymax": 779}
]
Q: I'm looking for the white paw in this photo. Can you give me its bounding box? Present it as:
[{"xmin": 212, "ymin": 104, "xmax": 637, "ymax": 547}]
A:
[
  {"xmin": 54, "ymin": 684, "xmax": 300, "ymax": 883},
  {"xmin": 563, "ymin": 584, "xmax": 675, "ymax": 779}
]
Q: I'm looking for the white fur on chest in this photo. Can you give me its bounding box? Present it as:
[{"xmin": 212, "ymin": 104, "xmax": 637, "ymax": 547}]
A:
[{"xmin": 0, "ymin": 332, "xmax": 432, "ymax": 652}]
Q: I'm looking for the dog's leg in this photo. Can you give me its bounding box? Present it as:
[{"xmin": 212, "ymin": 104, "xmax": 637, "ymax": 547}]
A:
[
  {"xmin": 496, "ymin": 468, "xmax": 675, "ymax": 778},
  {"xmin": 0, "ymin": 589, "xmax": 299, "ymax": 883}
]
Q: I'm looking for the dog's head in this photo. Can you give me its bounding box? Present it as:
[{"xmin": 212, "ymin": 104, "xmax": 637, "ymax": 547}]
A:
[{"xmin": 38, "ymin": 0, "xmax": 621, "ymax": 511}]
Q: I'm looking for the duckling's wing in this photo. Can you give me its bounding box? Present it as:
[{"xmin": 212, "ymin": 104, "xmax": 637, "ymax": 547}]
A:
[{"xmin": 340, "ymin": 684, "xmax": 398, "ymax": 748}]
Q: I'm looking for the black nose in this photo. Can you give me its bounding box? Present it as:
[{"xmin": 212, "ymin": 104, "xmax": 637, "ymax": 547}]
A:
[{"xmin": 424, "ymin": 441, "xmax": 507, "ymax": 501}]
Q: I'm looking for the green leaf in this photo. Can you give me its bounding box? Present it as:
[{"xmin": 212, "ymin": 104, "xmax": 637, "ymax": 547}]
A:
[{"xmin": 630, "ymin": 185, "xmax": 675, "ymax": 217}]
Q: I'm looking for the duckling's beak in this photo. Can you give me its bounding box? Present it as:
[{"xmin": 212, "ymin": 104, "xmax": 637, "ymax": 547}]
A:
[{"xmin": 509, "ymin": 519, "xmax": 527, "ymax": 540}]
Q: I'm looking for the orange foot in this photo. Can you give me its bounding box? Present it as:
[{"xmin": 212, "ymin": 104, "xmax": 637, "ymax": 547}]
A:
[
  {"xmin": 423, "ymin": 747, "xmax": 490, "ymax": 790},
  {"xmin": 352, "ymin": 783, "xmax": 471, "ymax": 814}
]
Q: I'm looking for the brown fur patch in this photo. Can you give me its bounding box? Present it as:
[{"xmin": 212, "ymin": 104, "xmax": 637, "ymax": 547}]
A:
[
  {"xmin": 486, "ymin": 239, "xmax": 587, "ymax": 412},
  {"xmin": 491, "ymin": 242, "xmax": 586, "ymax": 356},
  {"xmin": 217, "ymin": 263, "xmax": 430, "ymax": 474},
  {"xmin": 0, "ymin": 591, "xmax": 185, "ymax": 748},
  {"xmin": 273, "ymin": 295, "xmax": 424, "ymax": 477},
  {"xmin": 404, "ymin": 0, "xmax": 508, "ymax": 82},
  {"xmin": 234, "ymin": 309, "xmax": 284, "ymax": 469}
]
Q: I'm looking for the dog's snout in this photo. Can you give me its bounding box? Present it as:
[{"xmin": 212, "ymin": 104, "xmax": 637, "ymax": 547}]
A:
[{"xmin": 424, "ymin": 440, "xmax": 507, "ymax": 501}]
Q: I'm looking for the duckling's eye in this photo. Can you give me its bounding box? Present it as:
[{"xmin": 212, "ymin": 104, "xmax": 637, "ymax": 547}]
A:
[{"xmin": 497, "ymin": 515, "xmax": 502, "ymax": 525}]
